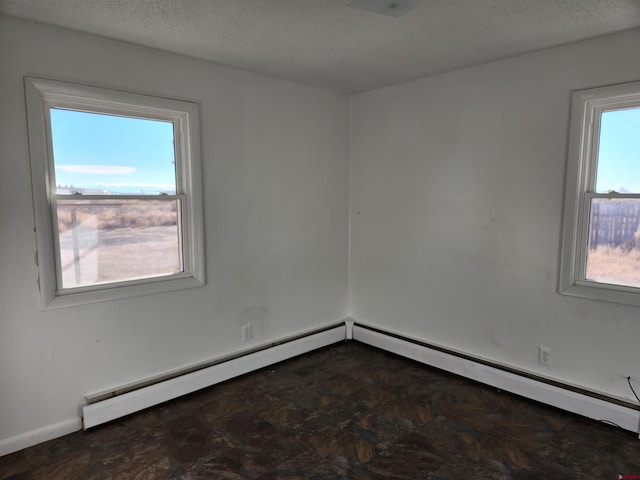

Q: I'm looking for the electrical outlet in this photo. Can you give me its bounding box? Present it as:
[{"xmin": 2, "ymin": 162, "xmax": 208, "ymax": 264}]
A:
[
  {"xmin": 242, "ymin": 323, "xmax": 253, "ymax": 342},
  {"xmin": 538, "ymin": 346, "xmax": 551, "ymax": 367}
]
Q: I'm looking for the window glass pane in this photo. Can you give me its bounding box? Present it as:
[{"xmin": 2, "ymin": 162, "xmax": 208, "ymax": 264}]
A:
[
  {"xmin": 595, "ymin": 107, "xmax": 640, "ymax": 194},
  {"xmin": 50, "ymin": 109, "xmax": 176, "ymax": 195},
  {"xmin": 586, "ymin": 198, "xmax": 640, "ymax": 288},
  {"xmin": 56, "ymin": 199, "xmax": 181, "ymax": 288}
]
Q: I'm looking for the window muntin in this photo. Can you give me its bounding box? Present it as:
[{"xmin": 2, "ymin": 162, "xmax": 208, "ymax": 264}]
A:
[
  {"xmin": 25, "ymin": 77, "xmax": 204, "ymax": 309},
  {"xmin": 560, "ymin": 81, "xmax": 640, "ymax": 305}
]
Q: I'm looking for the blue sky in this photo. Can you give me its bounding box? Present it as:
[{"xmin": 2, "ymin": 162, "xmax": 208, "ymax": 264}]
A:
[
  {"xmin": 596, "ymin": 106, "xmax": 640, "ymax": 194},
  {"xmin": 50, "ymin": 108, "xmax": 177, "ymax": 194}
]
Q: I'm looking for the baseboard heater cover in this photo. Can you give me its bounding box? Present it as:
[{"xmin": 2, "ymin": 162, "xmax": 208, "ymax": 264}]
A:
[
  {"xmin": 352, "ymin": 324, "xmax": 640, "ymax": 436},
  {"xmin": 82, "ymin": 324, "xmax": 346, "ymax": 429}
]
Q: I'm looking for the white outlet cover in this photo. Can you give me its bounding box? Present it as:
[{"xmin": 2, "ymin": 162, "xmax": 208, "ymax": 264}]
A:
[
  {"xmin": 538, "ymin": 346, "xmax": 551, "ymax": 367},
  {"xmin": 243, "ymin": 324, "xmax": 253, "ymax": 341}
]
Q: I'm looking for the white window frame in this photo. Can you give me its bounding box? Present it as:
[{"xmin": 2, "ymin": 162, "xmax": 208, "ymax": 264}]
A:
[
  {"xmin": 24, "ymin": 77, "xmax": 205, "ymax": 309},
  {"xmin": 559, "ymin": 80, "xmax": 640, "ymax": 306}
]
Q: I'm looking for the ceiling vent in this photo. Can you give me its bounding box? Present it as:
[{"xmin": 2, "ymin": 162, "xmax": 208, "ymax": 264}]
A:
[{"xmin": 349, "ymin": 0, "xmax": 422, "ymax": 17}]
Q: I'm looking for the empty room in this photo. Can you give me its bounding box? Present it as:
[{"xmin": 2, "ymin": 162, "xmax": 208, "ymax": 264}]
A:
[{"xmin": 1, "ymin": 1, "xmax": 640, "ymax": 478}]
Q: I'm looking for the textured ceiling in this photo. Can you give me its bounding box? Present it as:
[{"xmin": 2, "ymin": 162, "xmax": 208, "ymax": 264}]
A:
[{"xmin": 2, "ymin": 0, "xmax": 640, "ymax": 93}]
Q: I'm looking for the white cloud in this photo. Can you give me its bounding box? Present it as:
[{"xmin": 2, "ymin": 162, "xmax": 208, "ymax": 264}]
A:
[
  {"xmin": 56, "ymin": 165, "xmax": 136, "ymax": 175},
  {"xmin": 96, "ymin": 182, "xmax": 176, "ymax": 190}
]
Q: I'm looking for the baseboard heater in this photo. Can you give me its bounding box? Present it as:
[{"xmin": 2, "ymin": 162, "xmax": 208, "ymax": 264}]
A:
[
  {"xmin": 82, "ymin": 320, "xmax": 640, "ymax": 436},
  {"xmin": 352, "ymin": 323, "xmax": 640, "ymax": 436},
  {"xmin": 82, "ymin": 323, "xmax": 346, "ymax": 429}
]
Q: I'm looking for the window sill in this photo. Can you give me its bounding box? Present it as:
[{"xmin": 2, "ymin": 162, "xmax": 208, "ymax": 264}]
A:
[
  {"xmin": 559, "ymin": 281, "xmax": 640, "ymax": 307},
  {"xmin": 43, "ymin": 275, "xmax": 205, "ymax": 310}
]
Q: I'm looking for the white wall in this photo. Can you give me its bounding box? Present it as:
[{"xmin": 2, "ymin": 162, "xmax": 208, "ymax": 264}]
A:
[
  {"xmin": 0, "ymin": 16, "xmax": 349, "ymax": 449},
  {"xmin": 350, "ymin": 28, "xmax": 640, "ymax": 402}
]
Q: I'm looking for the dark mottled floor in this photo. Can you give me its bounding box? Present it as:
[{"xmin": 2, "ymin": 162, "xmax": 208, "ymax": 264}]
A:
[{"xmin": 1, "ymin": 342, "xmax": 639, "ymax": 479}]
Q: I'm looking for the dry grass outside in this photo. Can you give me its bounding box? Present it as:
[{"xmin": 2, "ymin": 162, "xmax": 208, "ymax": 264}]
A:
[
  {"xmin": 59, "ymin": 225, "xmax": 180, "ymax": 287},
  {"xmin": 586, "ymin": 246, "xmax": 640, "ymax": 288},
  {"xmin": 57, "ymin": 200, "xmax": 177, "ymax": 233}
]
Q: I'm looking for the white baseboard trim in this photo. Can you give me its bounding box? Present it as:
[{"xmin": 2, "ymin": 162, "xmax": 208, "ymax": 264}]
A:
[
  {"xmin": 353, "ymin": 324, "xmax": 640, "ymax": 435},
  {"xmin": 82, "ymin": 324, "xmax": 346, "ymax": 429},
  {"xmin": 0, "ymin": 417, "xmax": 82, "ymax": 457}
]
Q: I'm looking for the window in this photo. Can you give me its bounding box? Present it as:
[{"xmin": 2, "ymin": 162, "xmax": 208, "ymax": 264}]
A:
[
  {"xmin": 25, "ymin": 77, "xmax": 204, "ymax": 309},
  {"xmin": 560, "ymin": 80, "xmax": 640, "ymax": 305}
]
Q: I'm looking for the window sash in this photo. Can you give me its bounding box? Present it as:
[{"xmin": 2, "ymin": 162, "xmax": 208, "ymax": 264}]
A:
[
  {"xmin": 43, "ymin": 107, "xmax": 184, "ymax": 198},
  {"xmin": 50, "ymin": 194, "xmax": 188, "ymax": 294},
  {"xmin": 576, "ymin": 193, "xmax": 640, "ymax": 292}
]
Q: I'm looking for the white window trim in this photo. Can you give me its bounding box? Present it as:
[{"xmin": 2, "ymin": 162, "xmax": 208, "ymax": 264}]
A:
[
  {"xmin": 559, "ymin": 80, "xmax": 640, "ymax": 306},
  {"xmin": 24, "ymin": 77, "xmax": 205, "ymax": 309}
]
